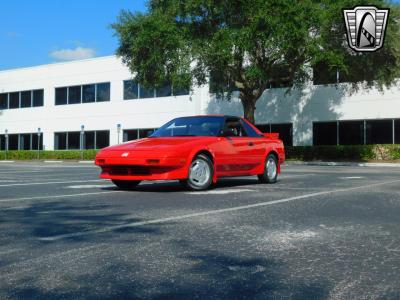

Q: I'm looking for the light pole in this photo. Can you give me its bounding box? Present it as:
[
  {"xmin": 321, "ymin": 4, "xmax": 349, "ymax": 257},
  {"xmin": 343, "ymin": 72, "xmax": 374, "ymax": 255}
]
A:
[
  {"xmin": 37, "ymin": 127, "xmax": 41, "ymax": 160},
  {"xmin": 117, "ymin": 123, "xmax": 121, "ymax": 144},
  {"xmin": 80, "ymin": 125, "xmax": 85, "ymax": 160},
  {"xmin": 4, "ymin": 129, "xmax": 8, "ymax": 161}
]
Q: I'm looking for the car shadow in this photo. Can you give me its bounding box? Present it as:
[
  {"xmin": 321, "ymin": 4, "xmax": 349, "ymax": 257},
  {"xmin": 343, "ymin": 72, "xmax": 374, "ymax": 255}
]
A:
[{"xmin": 101, "ymin": 177, "xmax": 261, "ymax": 193}]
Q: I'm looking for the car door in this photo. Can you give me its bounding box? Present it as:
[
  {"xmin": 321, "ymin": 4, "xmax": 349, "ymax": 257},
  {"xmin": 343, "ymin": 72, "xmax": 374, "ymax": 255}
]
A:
[
  {"xmin": 240, "ymin": 118, "xmax": 266, "ymax": 167},
  {"xmin": 218, "ymin": 117, "xmax": 261, "ymax": 174}
]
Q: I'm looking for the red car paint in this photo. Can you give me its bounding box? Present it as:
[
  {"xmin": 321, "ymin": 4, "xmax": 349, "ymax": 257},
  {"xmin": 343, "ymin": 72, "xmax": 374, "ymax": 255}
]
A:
[{"xmin": 95, "ymin": 116, "xmax": 285, "ymax": 183}]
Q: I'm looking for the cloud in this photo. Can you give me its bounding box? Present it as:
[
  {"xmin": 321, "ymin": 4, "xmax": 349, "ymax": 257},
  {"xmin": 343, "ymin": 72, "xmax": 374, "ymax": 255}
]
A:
[{"xmin": 49, "ymin": 47, "xmax": 96, "ymax": 61}]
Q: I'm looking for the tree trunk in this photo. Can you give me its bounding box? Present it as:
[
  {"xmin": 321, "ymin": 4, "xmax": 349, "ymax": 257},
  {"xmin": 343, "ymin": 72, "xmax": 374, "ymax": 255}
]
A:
[{"xmin": 240, "ymin": 94, "xmax": 257, "ymax": 124}]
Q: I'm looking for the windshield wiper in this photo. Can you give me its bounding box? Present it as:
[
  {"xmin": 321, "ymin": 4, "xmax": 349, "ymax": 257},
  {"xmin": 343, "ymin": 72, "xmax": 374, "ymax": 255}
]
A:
[{"xmin": 173, "ymin": 134, "xmax": 196, "ymax": 137}]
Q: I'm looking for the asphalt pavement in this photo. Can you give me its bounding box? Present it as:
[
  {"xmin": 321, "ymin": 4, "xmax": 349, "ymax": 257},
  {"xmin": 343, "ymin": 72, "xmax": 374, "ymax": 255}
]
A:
[{"xmin": 0, "ymin": 161, "xmax": 400, "ymax": 299}]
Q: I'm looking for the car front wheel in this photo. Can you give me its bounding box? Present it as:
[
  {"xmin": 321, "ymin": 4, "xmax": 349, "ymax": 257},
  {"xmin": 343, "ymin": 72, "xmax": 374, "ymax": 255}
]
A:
[
  {"xmin": 112, "ymin": 180, "xmax": 141, "ymax": 190},
  {"xmin": 258, "ymin": 154, "xmax": 278, "ymax": 184},
  {"xmin": 182, "ymin": 154, "xmax": 214, "ymax": 191}
]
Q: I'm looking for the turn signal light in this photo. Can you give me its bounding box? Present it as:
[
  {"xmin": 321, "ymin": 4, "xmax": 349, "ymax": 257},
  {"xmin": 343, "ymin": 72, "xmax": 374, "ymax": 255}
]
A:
[{"xmin": 147, "ymin": 159, "xmax": 160, "ymax": 164}]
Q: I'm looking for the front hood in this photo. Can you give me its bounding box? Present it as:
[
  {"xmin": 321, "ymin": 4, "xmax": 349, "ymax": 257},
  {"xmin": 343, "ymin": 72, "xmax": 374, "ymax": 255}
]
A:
[{"xmin": 105, "ymin": 137, "xmax": 215, "ymax": 152}]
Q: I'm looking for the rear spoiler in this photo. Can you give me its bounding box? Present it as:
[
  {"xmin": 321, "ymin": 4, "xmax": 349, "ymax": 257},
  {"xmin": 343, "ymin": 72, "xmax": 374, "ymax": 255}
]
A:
[{"xmin": 263, "ymin": 133, "xmax": 279, "ymax": 139}]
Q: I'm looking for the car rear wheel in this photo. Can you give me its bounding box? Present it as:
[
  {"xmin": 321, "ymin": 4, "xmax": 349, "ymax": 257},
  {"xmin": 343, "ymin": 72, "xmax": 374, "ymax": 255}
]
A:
[
  {"xmin": 258, "ymin": 154, "xmax": 278, "ymax": 184},
  {"xmin": 112, "ymin": 180, "xmax": 141, "ymax": 190},
  {"xmin": 182, "ymin": 154, "xmax": 214, "ymax": 191}
]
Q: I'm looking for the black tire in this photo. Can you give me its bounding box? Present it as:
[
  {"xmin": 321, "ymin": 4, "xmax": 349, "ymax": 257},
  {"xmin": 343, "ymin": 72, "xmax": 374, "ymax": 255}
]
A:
[
  {"xmin": 258, "ymin": 154, "xmax": 278, "ymax": 184},
  {"xmin": 182, "ymin": 154, "xmax": 214, "ymax": 191},
  {"xmin": 112, "ymin": 179, "xmax": 141, "ymax": 190}
]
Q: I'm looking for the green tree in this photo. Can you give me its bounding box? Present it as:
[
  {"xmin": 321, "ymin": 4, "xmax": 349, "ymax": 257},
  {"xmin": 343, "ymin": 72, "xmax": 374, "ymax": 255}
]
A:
[{"xmin": 112, "ymin": 0, "xmax": 400, "ymax": 124}]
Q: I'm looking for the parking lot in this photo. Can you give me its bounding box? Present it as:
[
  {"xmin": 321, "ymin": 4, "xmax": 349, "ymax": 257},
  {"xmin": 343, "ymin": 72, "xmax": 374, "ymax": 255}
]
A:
[{"xmin": 0, "ymin": 162, "xmax": 400, "ymax": 299}]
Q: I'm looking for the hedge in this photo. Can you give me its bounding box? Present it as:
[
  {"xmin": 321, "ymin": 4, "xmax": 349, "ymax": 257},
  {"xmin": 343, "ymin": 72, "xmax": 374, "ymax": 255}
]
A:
[
  {"xmin": 0, "ymin": 145, "xmax": 400, "ymax": 161},
  {"xmin": 0, "ymin": 150, "xmax": 98, "ymax": 160},
  {"xmin": 285, "ymin": 145, "xmax": 400, "ymax": 161}
]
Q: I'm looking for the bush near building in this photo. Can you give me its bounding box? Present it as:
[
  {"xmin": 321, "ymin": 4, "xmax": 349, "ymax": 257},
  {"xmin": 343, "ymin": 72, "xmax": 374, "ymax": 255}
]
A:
[
  {"xmin": 0, "ymin": 150, "xmax": 98, "ymax": 160},
  {"xmin": 286, "ymin": 145, "xmax": 400, "ymax": 161},
  {"xmin": 0, "ymin": 146, "xmax": 400, "ymax": 162}
]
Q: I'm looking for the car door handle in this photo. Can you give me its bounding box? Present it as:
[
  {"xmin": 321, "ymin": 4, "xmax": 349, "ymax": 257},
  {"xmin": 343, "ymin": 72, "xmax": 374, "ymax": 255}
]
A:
[{"xmin": 248, "ymin": 141, "xmax": 254, "ymax": 146}]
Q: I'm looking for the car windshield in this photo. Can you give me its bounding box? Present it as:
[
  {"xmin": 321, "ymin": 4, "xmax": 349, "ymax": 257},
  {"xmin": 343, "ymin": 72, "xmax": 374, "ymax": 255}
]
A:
[{"xmin": 151, "ymin": 116, "xmax": 225, "ymax": 137}]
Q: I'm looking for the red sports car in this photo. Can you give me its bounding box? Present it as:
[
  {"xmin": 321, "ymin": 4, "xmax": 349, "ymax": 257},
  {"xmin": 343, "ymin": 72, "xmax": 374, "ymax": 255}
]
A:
[{"xmin": 95, "ymin": 115, "xmax": 285, "ymax": 190}]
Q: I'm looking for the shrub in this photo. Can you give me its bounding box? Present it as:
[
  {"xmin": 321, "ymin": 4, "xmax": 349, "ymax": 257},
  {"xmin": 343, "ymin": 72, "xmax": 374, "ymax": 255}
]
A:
[
  {"xmin": 286, "ymin": 145, "xmax": 400, "ymax": 161},
  {"xmin": 0, "ymin": 150, "xmax": 98, "ymax": 160}
]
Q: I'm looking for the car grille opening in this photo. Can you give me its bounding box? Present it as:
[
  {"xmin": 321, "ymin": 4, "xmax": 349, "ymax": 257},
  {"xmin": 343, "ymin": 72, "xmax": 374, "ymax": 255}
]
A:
[{"xmin": 101, "ymin": 165, "xmax": 174, "ymax": 176}]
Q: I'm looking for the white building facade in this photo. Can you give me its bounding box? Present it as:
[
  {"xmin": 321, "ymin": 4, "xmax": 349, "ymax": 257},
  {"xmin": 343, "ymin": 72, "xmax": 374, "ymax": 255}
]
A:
[{"xmin": 0, "ymin": 55, "xmax": 399, "ymax": 150}]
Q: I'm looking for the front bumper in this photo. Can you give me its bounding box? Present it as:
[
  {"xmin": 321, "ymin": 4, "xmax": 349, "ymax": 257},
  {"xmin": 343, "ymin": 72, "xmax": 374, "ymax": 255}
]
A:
[{"xmin": 95, "ymin": 156, "xmax": 189, "ymax": 181}]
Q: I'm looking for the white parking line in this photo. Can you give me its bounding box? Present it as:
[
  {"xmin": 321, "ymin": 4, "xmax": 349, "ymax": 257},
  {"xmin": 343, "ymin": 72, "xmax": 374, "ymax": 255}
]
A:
[
  {"xmin": 38, "ymin": 178, "xmax": 400, "ymax": 241},
  {"xmin": 0, "ymin": 170, "xmax": 45, "ymax": 174},
  {"xmin": 339, "ymin": 176, "xmax": 364, "ymax": 179},
  {"xmin": 187, "ymin": 188, "xmax": 253, "ymax": 195},
  {"xmin": 0, "ymin": 164, "xmax": 95, "ymax": 169},
  {"xmin": 2, "ymin": 172, "xmax": 98, "ymax": 179},
  {"xmin": 66, "ymin": 184, "xmax": 114, "ymax": 189},
  {"xmin": 0, "ymin": 179, "xmax": 104, "ymax": 187},
  {"xmin": 0, "ymin": 190, "xmax": 122, "ymax": 204}
]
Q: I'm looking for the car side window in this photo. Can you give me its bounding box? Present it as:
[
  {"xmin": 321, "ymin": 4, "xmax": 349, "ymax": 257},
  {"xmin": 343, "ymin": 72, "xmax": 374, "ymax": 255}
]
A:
[
  {"xmin": 240, "ymin": 119, "xmax": 262, "ymax": 137},
  {"xmin": 224, "ymin": 118, "xmax": 248, "ymax": 137}
]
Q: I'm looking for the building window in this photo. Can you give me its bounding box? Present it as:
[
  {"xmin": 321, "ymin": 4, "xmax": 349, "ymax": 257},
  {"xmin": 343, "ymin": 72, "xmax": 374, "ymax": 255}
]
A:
[
  {"xmin": 0, "ymin": 89, "xmax": 44, "ymax": 109},
  {"xmin": 31, "ymin": 134, "xmax": 43, "ymax": 150},
  {"xmin": 124, "ymin": 79, "xmax": 189, "ymax": 100},
  {"xmin": 54, "ymin": 130, "xmax": 109, "ymax": 150},
  {"xmin": 395, "ymin": 120, "xmax": 400, "ymax": 144},
  {"xmin": 95, "ymin": 131, "xmax": 110, "ymax": 149},
  {"xmin": 173, "ymin": 85, "xmax": 190, "ymax": 96},
  {"xmin": 366, "ymin": 120, "xmax": 393, "ymax": 144},
  {"xmin": 56, "ymin": 82, "xmax": 110, "ymax": 105},
  {"xmin": 156, "ymin": 83, "xmax": 172, "ymax": 97},
  {"xmin": 84, "ymin": 131, "xmax": 95, "ymax": 149},
  {"xmin": 20, "ymin": 91, "xmax": 32, "ymax": 108},
  {"xmin": 8, "ymin": 134, "xmax": 19, "ymax": 150},
  {"xmin": 0, "ymin": 135, "xmax": 5, "ymax": 150},
  {"xmin": 96, "ymin": 82, "xmax": 110, "ymax": 102},
  {"xmin": 256, "ymin": 123, "xmax": 293, "ymax": 146},
  {"xmin": 313, "ymin": 61, "xmax": 337, "ymax": 85},
  {"xmin": 268, "ymin": 68, "xmax": 293, "ymax": 89},
  {"xmin": 339, "ymin": 120, "xmax": 364, "ymax": 145},
  {"xmin": 19, "ymin": 134, "xmax": 31, "ymax": 150},
  {"xmin": 139, "ymin": 85, "xmax": 155, "ymax": 98},
  {"xmin": 0, "ymin": 93, "xmax": 8, "ymax": 109},
  {"xmin": 67, "ymin": 132, "xmax": 80, "ymax": 149},
  {"xmin": 82, "ymin": 84, "xmax": 96, "ymax": 103},
  {"xmin": 33, "ymin": 90, "xmax": 44, "ymax": 107},
  {"xmin": 55, "ymin": 132, "xmax": 67, "ymax": 150},
  {"xmin": 313, "ymin": 122, "xmax": 337, "ymax": 145},
  {"xmin": 68, "ymin": 86, "xmax": 81, "ymax": 104},
  {"xmin": 124, "ymin": 80, "xmax": 139, "ymax": 100},
  {"xmin": 9, "ymin": 92, "xmax": 20, "ymax": 109},
  {"xmin": 55, "ymin": 87, "xmax": 68, "ymax": 105}
]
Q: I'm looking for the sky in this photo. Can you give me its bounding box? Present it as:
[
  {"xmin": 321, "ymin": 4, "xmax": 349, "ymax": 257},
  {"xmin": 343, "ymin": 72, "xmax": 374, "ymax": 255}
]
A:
[
  {"xmin": 0, "ymin": 0, "xmax": 148, "ymax": 70},
  {"xmin": 1, "ymin": 0, "xmax": 399, "ymax": 71}
]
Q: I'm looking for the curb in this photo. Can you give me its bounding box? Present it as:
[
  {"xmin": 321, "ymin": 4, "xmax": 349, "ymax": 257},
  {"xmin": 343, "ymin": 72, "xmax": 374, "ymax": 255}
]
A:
[
  {"xmin": 0, "ymin": 161, "xmax": 15, "ymax": 163},
  {"xmin": 44, "ymin": 160, "xmax": 64, "ymax": 163},
  {"xmin": 285, "ymin": 161, "xmax": 400, "ymax": 168},
  {"xmin": 78, "ymin": 161, "xmax": 94, "ymax": 164}
]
